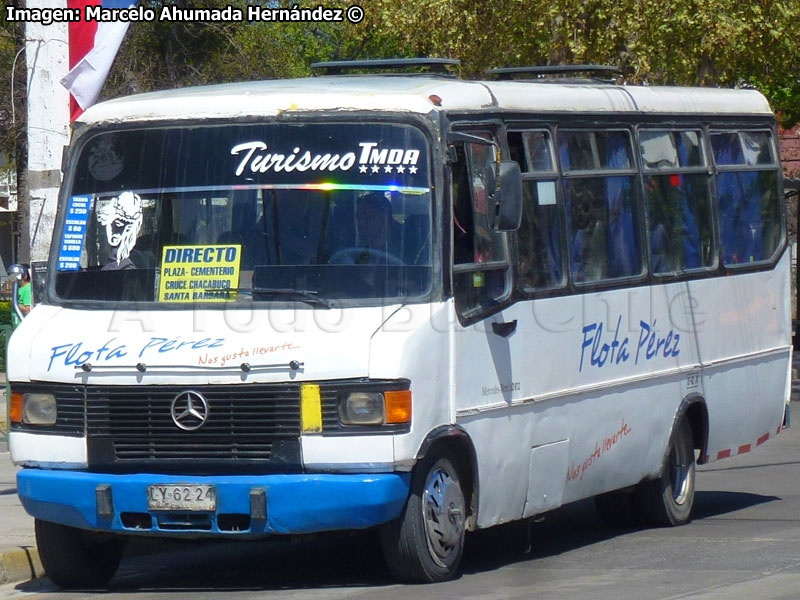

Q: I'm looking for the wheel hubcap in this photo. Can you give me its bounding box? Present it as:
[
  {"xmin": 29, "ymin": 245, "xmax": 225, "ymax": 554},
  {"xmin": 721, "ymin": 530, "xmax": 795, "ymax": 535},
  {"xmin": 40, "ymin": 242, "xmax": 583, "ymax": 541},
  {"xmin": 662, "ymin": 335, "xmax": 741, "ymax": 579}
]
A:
[
  {"xmin": 422, "ymin": 465, "xmax": 465, "ymax": 567},
  {"xmin": 669, "ymin": 435, "xmax": 692, "ymax": 505}
]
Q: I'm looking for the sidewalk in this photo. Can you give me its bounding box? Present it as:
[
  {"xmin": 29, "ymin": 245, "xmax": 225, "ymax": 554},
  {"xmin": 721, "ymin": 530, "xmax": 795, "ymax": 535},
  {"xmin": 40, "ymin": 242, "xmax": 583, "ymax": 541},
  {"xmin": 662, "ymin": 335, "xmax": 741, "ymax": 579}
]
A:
[
  {"xmin": 0, "ymin": 373, "xmax": 42, "ymax": 584},
  {"xmin": 0, "ymin": 452, "xmax": 41, "ymax": 584}
]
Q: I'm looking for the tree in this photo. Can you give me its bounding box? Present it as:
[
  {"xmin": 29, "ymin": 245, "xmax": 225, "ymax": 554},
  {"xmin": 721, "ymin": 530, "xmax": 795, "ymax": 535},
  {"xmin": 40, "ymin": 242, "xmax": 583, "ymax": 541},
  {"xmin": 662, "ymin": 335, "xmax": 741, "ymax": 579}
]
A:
[{"xmin": 0, "ymin": 4, "xmax": 29, "ymax": 262}]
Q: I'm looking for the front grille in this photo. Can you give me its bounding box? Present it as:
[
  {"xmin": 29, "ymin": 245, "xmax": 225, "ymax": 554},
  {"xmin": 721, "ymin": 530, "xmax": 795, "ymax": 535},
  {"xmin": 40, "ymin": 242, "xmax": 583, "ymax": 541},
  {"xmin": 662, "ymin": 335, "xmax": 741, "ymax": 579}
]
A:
[
  {"xmin": 85, "ymin": 384, "xmax": 301, "ymax": 467},
  {"xmin": 11, "ymin": 378, "xmax": 409, "ymax": 472}
]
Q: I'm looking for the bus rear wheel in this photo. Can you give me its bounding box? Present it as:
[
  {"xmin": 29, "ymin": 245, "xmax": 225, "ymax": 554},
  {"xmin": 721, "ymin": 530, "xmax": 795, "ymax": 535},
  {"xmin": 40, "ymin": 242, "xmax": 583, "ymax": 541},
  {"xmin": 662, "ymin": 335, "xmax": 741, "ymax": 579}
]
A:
[
  {"xmin": 35, "ymin": 519, "xmax": 125, "ymax": 589},
  {"xmin": 380, "ymin": 453, "xmax": 467, "ymax": 583},
  {"xmin": 635, "ymin": 418, "xmax": 696, "ymax": 526}
]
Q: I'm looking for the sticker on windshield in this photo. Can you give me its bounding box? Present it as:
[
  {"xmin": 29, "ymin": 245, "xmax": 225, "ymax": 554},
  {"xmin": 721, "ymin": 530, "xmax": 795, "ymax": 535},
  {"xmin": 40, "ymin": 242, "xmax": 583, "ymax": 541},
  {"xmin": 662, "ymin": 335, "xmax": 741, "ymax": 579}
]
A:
[
  {"xmin": 57, "ymin": 195, "xmax": 91, "ymax": 271},
  {"xmin": 99, "ymin": 191, "xmax": 143, "ymax": 269},
  {"xmin": 158, "ymin": 245, "xmax": 242, "ymax": 303}
]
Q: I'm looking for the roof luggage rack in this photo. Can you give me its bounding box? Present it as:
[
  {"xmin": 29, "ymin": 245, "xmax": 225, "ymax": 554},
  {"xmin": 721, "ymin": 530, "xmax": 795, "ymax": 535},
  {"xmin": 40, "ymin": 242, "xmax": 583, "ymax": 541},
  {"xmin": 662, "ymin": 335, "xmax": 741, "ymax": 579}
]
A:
[
  {"xmin": 310, "ymin": 58, "xmax": 461, "ymax": 76},
  {"xmin": 487, "ymin": 64, "xmax": 620, "ymax": 82}
]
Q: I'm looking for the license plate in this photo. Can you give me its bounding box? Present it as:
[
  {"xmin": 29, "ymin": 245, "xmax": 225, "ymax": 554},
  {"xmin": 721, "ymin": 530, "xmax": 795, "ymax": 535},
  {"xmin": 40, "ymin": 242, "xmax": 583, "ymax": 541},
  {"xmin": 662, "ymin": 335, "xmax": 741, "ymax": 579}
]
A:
[{"xmin": 147, "ymin": 484, "xmax": 216, "ymax": 511}]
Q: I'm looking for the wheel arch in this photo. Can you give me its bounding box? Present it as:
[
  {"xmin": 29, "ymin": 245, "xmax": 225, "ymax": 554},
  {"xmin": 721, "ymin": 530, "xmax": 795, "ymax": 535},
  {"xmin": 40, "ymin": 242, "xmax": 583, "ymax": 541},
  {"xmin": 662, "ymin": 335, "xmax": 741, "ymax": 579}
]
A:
[
  {"xmin": 675, "ymin": 393, "xmax": 709, "ymax": 465},
  {"xmin": 416, "ymin": 425, "xmax": 479, "ymax": 530}
]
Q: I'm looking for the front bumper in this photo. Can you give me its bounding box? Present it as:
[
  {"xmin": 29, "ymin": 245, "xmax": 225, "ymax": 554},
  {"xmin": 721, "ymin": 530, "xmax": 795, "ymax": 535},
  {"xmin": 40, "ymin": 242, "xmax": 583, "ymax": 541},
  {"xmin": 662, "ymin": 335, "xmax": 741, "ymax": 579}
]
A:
[{"xmin": 18, "ymin": 469, "xmax": 410, "ymax": 536}]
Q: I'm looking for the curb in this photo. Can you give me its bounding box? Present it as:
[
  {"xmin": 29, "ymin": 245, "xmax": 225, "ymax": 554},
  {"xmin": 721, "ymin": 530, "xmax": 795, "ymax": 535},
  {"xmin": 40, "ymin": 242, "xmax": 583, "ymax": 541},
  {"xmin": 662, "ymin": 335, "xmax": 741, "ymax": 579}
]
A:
[{"xmin": 0, "ymin": 546, "xmax": 42, "ymax": 585}]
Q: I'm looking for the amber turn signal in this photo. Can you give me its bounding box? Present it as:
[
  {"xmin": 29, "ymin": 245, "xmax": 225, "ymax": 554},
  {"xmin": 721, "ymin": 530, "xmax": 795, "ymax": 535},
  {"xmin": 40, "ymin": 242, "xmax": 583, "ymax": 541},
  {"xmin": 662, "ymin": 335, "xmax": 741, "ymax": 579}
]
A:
[
  {"xmin": 384, "ymin": 390, "xmax": 412, "ymax": 424},
  {"xmin": 9, "ymin": 391, "xmax": 23, "ymax": 424}
]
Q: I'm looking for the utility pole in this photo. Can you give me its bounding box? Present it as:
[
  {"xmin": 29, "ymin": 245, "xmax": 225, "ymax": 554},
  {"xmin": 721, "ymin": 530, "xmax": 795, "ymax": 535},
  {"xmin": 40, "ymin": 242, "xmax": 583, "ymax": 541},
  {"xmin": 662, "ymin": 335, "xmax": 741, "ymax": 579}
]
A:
[{"xmin": 24, "ymin": 5, "xmax": 70, "ymax": 264}]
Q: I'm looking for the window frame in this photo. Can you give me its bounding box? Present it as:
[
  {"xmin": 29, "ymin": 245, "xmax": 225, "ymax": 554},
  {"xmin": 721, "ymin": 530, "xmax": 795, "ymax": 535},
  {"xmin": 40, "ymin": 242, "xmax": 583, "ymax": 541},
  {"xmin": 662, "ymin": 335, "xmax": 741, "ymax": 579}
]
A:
[
  {"xmin": 635, "ymin": 126, "xmax": 719, "ymax": 278},
  {"xmin": 448, "ymin": 123, "xmax": 515, "ymax": 326},
  {"xmin": 556, "ymin": 126, "xmax": 647, "ymax": 288},
  {"xmin": 508, "ymin": 127, "xmax": 568, "ymax": 294},
  {"xmin": 707, "ymin": 127, "xmax": 784, "ymax": 269}
]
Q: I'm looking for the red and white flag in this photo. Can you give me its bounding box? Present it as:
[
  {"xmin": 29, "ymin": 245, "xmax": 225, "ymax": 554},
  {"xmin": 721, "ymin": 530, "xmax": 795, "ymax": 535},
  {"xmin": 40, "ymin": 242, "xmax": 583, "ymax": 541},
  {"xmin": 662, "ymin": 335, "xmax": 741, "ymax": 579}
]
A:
[{"xmin": 61, "ymin": 0, "xmax": 139, "ymax": 120}]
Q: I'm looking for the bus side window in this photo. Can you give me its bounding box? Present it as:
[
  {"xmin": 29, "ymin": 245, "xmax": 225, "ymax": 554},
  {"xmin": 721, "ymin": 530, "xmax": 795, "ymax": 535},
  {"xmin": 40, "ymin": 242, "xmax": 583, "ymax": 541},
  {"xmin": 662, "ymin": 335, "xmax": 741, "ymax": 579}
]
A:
[
  {"xmin": 711, "ymin": 130, "xmax": 782, "ymax": 265},
  {"xmin": 450, "ymin": 137, "xmax": 512, "ymax": 321},
  {"xmin": 559, "ymin": 130, "xmax": 642, "ymax": 284},
  {"xmin": 510, "ymin": 130, "xmax": 565, "ymax": 290},
  {"xmin": 639, "ymin": 130, "xmax": 715, "ymax": 274}
]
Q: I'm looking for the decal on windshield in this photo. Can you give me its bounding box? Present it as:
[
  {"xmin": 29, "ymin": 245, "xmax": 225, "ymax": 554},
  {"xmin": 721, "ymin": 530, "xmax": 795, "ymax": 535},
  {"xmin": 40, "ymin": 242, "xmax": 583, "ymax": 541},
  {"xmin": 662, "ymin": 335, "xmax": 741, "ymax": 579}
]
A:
[
  {"xmin": 158, "ymin": 245, "xmax": 242, "ymax": 302},
  {"xmin": 57, "ymin": 195, "xmax": 91, "ymax": 271}
]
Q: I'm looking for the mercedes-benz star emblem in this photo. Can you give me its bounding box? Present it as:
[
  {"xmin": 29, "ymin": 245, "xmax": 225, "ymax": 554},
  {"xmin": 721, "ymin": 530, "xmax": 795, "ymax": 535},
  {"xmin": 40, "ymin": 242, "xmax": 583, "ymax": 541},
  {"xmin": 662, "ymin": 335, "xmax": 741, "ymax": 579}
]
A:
[{"xmin": 170, "ymin": 391, "xmax": 210, "ymax": 431}]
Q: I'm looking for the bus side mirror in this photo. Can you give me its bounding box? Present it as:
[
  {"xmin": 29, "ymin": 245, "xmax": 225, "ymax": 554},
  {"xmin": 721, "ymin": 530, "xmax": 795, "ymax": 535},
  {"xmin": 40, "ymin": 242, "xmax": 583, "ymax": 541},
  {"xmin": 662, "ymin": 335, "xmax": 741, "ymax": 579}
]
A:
[{"xmin": 488, "ymin": 161, "xmax": 523, "ymax": 232}]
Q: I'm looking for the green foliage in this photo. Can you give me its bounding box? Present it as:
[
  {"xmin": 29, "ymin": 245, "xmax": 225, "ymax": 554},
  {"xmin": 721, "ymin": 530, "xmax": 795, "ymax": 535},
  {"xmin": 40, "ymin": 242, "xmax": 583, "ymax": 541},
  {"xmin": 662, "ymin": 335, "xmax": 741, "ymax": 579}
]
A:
[
  {"xmin": 0, "ymin": 16, "xmax": 26, "ymax": 166},
  {"xmin": 0, "ymin": 301, "xmax": 11, "ymax": 328},
  {"xmin": 2, "ymin": 0, "xmax": 800, "ymax": 169}
]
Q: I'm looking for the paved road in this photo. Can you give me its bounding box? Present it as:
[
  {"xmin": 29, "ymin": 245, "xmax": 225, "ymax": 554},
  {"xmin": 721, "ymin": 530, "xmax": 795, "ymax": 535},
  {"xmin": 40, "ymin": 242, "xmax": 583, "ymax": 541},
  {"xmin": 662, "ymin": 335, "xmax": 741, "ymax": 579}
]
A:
[{"xmin": 1, "ymin": 416, "xmax": 799, "ymax": 599}]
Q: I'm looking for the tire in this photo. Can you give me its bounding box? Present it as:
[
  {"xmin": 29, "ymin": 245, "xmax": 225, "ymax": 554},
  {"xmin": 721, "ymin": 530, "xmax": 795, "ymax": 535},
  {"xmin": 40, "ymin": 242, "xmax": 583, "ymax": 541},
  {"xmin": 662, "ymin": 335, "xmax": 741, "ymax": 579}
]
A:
[
  {"xmin": 35, "ymin": 519, "xmax": 125, "ymax": 589},
  {"xmin": 634, "ymin": 418, "xmax": 696, "ymax": 527},
  {"xmin": 594, "ymin": 489, "xmax": 639, "ymax": 529},
  {"xmin": 380, "ymin": 453, "xmax": 467, "ymax": 583}
]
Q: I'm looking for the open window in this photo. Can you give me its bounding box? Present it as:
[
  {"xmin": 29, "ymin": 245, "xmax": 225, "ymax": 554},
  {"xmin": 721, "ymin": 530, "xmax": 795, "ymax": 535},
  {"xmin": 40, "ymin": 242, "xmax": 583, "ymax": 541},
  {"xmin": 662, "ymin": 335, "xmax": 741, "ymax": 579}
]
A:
[{"xmin": 450, "ymin": 132, "xmax": 512, "ymax": 322}]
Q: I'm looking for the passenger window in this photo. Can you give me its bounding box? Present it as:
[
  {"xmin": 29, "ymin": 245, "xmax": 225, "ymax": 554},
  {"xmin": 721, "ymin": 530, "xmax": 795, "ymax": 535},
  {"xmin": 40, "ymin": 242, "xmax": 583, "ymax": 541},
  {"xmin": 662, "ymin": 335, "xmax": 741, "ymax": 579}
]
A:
[
  {"xmin": 509, "ymin": 129, "xmax": 565, "ymax": 290},
  {"xmin": 559, "ymin": 130, "xmax": 641, "ymax": 283},
  {"xmin": 711, "ymin": 130, "xmax": 782, "ymax": 265},
  {"xmin": 639, "ymin": 130, "xmax": 715, "ymax": 273},
  {"xmin": 560, "ymin": 130, "xmax": 633, "ymax": 171},
  {"xmin": 451, "ymin": 136, "xmax": 511, "ymax": 320},
  {"xmin": 712, "ymin": 131, "xmax": 774, "ymax": 166}
]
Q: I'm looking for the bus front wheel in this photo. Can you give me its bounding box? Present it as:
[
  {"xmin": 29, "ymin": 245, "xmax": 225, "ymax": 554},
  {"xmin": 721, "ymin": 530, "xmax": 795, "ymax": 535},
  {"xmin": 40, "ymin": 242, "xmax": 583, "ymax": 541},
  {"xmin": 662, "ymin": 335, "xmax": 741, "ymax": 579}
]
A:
[
  {"xmin": 35, "ymin": 519, "xmax": 125, "ymax": 589},
  {"xmin": 635, "ymin": 418, "xmax": 696, "ymax": 527},
  {"xmin": 380, "ymin": 453, "xmax": 467, "ymax": 583}
]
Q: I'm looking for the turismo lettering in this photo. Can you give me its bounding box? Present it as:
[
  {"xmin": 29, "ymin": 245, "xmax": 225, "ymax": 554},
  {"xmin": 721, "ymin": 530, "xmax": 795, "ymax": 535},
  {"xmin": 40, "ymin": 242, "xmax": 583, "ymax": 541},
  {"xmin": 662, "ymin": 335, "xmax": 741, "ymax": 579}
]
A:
[
  {"xmin": 579, "ymin": 316, "xmax": 680, "ymax": 372},
  {"xmin": 231, "ymin": 141, "xmax": 421, "ymax": 177}
]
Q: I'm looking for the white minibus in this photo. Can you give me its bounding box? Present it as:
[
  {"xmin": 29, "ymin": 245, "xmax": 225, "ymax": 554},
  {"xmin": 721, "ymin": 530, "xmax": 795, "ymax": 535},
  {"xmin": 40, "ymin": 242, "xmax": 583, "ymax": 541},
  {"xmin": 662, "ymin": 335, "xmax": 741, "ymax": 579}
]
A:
[{"xmin": 8, "ymin": 59, "xmax": 791, "ymax": 587}]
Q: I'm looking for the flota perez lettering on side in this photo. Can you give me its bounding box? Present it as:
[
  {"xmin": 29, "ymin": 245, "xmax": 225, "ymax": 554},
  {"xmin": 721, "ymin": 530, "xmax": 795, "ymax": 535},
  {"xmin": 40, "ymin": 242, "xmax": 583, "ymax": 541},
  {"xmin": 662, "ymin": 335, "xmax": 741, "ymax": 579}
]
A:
[
  {"xmin": 230, "ymin": 142, "xmax": 421, "ymax": 176},
  {"xmin": 579, "ymin": 315, "xmax": 680, "ymax": 371}
]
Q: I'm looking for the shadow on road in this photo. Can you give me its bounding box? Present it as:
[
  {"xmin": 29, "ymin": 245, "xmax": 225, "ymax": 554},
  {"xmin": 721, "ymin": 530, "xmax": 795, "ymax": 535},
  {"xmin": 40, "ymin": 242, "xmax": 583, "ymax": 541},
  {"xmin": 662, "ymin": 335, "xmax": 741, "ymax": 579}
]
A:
[
  {"xmin": 15, "ymin": 490, "xmax": 782, "ymax": 594},
  {"xmin": 692, "ymin": 490, "xmax": 780, "ymax": 520}
]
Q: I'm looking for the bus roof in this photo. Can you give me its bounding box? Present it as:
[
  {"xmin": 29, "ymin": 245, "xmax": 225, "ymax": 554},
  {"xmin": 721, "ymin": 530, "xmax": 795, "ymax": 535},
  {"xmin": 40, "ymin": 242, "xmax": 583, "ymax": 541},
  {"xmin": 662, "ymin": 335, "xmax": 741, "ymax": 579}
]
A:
[{"xmin": 77, "ymin": 76, "xmax": 774, "ymax": 125}]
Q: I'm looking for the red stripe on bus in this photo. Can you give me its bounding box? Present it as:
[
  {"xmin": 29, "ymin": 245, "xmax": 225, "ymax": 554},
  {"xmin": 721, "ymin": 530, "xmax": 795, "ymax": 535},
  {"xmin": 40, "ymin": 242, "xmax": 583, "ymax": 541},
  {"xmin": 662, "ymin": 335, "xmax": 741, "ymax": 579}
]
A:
[
  {"xmin": 717, "ymin": 449, "xmax": 732, "ymax": 460},
  {"xmin": 757, "ymin": 433, "xmax": 770, "ymax": 446},
  {"xmin": 738, "ymin": 444, "xmax": 752, "ymax": 454}
]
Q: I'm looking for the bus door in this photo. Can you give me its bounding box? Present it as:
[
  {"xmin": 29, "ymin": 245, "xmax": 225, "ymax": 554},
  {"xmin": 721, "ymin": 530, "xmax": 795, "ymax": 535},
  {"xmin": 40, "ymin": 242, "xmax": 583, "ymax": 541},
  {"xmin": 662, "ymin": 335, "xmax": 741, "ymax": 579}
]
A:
[{"xmin": 448, "ymin": 129, "xmax": 536, "ymax": 524}]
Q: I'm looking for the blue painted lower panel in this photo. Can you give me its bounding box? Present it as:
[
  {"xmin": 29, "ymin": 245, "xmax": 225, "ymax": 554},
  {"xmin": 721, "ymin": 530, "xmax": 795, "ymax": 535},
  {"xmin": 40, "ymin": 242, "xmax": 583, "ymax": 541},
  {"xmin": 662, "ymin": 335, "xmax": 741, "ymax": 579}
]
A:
[{"xmin": 17, "ymin": 469, "xmax": 410, "ymax": 536}]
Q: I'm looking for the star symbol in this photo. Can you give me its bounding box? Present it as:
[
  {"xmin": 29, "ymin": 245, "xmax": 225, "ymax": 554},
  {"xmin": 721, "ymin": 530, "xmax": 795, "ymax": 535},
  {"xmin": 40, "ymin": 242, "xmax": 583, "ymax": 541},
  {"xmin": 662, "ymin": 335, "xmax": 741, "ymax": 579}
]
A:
[
  {"xmin": 396, "ymin": 165, "xmax": 405, "ymax": 173},
  {"xmin": 409, "ymin": 166, "xmax": 418, "ymax": 174},
  {"xmin": 384, "ymin": 165, "xmax": 393, "ymax": 173},
  {"xmin": 371, "ymin": 165, "xmax": 380, "ymax": 173},
  {"xmin": 359, "ymin": 165, "xmax": 367, "ymax": 173}
]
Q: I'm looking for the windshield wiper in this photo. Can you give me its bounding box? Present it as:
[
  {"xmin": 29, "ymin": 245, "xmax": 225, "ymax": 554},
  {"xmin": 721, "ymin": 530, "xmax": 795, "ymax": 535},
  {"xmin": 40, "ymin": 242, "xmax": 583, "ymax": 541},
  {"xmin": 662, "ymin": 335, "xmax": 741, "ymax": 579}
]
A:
[{"xmin": 234, "ymin": 287, "xmax": 333, "ymax": 308}]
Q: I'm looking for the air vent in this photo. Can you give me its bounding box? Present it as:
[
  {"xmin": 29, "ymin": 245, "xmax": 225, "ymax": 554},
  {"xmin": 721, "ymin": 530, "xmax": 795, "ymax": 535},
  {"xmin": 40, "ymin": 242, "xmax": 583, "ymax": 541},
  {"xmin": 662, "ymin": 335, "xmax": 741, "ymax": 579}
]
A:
[
  {"xmin": 487, "ymin": 64, "xmax": 620, "ymax": 83},
  {"xmin": 311, "ymin": 58, "xmax": 460, "ymax": 76}
]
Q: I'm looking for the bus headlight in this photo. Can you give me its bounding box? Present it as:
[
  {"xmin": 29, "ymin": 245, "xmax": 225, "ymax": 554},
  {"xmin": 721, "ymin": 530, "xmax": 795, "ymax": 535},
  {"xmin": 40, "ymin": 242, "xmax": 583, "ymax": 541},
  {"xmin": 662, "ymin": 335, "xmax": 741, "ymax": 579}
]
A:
[
  {"xmin": 339, "ymin": 389, "xmax": 412, "ymax": 426},
  {"xmin": 22, "ymin": 393, "xmax": 57, "ymax": 425},
  {"xmin": 340, "ymin": 392, "xmax": 385, "ymax": 425}
]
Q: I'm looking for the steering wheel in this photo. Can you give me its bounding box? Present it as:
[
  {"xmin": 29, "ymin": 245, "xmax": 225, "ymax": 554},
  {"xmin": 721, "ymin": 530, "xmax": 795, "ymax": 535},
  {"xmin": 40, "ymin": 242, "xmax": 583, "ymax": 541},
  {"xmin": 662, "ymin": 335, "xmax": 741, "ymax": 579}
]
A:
[{"xmin": 329, "ymin": 247, "xmax": 404, "ymax": 266}]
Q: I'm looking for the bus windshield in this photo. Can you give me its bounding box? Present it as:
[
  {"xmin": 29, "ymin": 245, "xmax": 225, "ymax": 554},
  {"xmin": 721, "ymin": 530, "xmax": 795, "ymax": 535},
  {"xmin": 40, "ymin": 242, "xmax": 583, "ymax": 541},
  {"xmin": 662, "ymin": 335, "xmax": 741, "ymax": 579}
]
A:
[{"xmin": 53, "ymin": 122, "xmax": 433, "ymax": 306}]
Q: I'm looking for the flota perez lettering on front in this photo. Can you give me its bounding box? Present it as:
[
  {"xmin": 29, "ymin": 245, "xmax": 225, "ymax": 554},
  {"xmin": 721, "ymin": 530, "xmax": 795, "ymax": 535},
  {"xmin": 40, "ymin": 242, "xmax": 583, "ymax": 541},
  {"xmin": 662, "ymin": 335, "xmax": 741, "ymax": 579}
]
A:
[
  {"xmin": 47, "ymin": 336, "xmax": 226, "ymax": 371},
  {"xmin": 579, "ymin": 315, "xmax": 681, "ymax": 372},
  {"xmin": 230, "ymin": 141, "xmax": 421, "ymax": 176}
]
